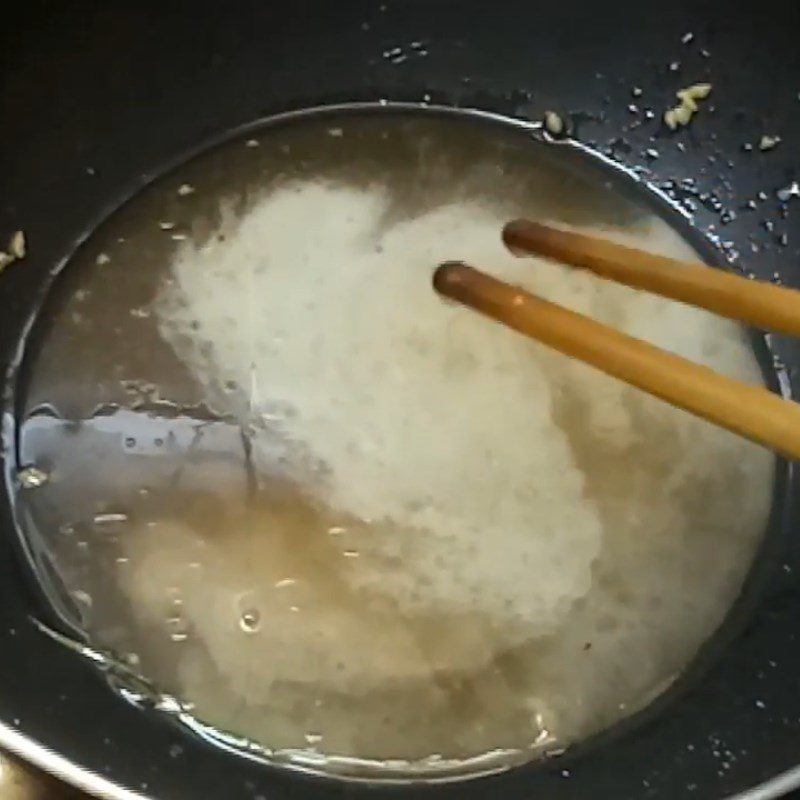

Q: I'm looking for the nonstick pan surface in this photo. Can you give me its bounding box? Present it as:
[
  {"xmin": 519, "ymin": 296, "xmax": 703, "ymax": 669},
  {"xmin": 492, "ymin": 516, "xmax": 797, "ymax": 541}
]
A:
[{"xmin": 1, "ymin": 2, "xmax": 800, "ymax": 799}]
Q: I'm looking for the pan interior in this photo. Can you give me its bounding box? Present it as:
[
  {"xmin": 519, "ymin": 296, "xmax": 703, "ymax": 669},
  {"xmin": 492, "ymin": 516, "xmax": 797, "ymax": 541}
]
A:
[{"xmin": 7, "ymin": 106, "xmax": 776, "ymax": 780}]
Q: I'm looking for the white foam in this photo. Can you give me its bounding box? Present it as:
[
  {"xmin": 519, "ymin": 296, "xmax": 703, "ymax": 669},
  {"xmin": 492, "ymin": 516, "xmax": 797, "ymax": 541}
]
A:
[{"xmin": 156, "ymin": 183, "xmax": 608, "ymax": 634}]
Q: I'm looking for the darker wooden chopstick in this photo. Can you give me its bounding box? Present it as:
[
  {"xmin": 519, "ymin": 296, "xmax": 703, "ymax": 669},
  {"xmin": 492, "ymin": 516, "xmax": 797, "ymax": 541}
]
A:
[{"xmin": 503, "ymin": 219, "xmax": 800, "ymax": 336}]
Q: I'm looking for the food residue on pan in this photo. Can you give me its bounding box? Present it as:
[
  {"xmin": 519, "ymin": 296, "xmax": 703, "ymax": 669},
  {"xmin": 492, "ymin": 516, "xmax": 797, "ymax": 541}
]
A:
[
  {"xmin": 17, "ymin": 465, "xmax": 49, "ymax": 489},
  {"xmin": 758, "ymin": 134, "xmax": 781, "ymax": 151},
  {"xmin": 543, "ymin": 110, "xmax": 565, "ymax": 137},
  {"xmin": 0, "ymin": 229, "xmax": 26, "ymax": 272},
  {"xmin": 776, "ymin": 181, "xmax": 800, "ymax": 202},
  {"xmin": 9, "ymin": 230, "xmax": 26, "ymax": 259},
  {"xmin": 664, "ymin": 83, "xmax": 712, "ymax": 130}
]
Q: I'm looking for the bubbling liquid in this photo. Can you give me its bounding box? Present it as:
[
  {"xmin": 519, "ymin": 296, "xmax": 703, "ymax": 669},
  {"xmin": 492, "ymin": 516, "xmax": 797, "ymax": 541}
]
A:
[{"xmin": 13, "ymin": 110, "xmax": 774, "ymax": 775}]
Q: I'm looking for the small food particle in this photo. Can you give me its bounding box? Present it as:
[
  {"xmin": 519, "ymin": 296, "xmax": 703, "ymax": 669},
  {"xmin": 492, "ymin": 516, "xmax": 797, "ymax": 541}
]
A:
[
  {"xmin": 776, "ymin": 181, "xmax": 800, "ymax": 202},
  {"xmin": 17, "ymin": 465, "xmax": 50, "ymax": 488},
  {"xmin": 543, "ymin": 110, "xmax": 565, "ymax": 137},
  {"xmin": 96, "ymin": 253, "xmax": 111, "ymax": 266},
  {"xmin": 664, "ymin": 83, "xmax": 712, "ymax": 130},
  {"xmin": 93, "ymin": 512, "xmax": 129, "ymax": 525},
  {"xmin": 676, "ymin": 90, "xmax": 697, "ymax": 112},
  {"xmin": 159, "ymin": 221, "xmax": 176, "ymax": 231},
  {"xmin": 246, "ymin": 139, "xmax": 260, "ymax": 148},
  {"xmin": 685, "ymin": 83, "xmax": 712, "ymax": 100},
  {"xmin": 681, "ymin": 32, "xmax": 695, "ymax": 44},
  {"xmin": 759, "ymin": 134, "xmax": 781, "ymax": 151},
  {"xmin": 0, "ymin": 229, "xmax": 27, "ymax": 273},
  {"xmin": 8, "ymin": 230, "xmax": 26, "ymax": 259},
  {"xmin": 631, "ymin": 87, "xmax": 643, "ymax": 97},
  {"xmin": 673, "ymin": 105, "xmax": 693, "ymax": 126},
  {"xmin": 177, "ymin": 183, "xmax": 195, "ymax": 197}
]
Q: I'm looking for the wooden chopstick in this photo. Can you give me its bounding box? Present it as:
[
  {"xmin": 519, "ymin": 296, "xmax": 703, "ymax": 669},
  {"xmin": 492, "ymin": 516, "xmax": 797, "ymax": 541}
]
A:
[
  {"xmin": 432, "ymin": 261, "xmax": 800, "ymax": 460},
  {"xmin": 503, "ymin": 219, "xmax": 800, "ymax": 336}
]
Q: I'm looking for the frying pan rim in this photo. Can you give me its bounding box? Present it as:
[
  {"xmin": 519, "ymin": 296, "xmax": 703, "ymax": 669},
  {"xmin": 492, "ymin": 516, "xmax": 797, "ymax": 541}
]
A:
[{"xmin": 4, "ymin": 718, "xmax": 800, "ymax": 800}]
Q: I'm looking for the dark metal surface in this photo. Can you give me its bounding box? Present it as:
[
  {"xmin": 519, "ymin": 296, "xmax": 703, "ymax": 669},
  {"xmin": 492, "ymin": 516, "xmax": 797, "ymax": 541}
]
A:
[{"xmin": 1, "ymin": 2, "xmax": 800, "ymax": 799}]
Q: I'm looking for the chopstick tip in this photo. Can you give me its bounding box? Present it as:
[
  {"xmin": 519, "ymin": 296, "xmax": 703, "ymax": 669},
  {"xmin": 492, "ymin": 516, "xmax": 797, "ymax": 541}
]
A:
[
  {"xmin": 502, "ymin": 218, "xmax": 535, "ymax": 256},
  {"xmin": 433, "ymin": 261, "xmax": 468, "ymax": 294}
]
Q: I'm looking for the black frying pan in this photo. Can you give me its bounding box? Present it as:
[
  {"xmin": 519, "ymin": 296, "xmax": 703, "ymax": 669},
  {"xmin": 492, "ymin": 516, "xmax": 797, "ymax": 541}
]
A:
[{"xmin": 1, "ymin": 2, "xmax": 800, "ymax": 799}]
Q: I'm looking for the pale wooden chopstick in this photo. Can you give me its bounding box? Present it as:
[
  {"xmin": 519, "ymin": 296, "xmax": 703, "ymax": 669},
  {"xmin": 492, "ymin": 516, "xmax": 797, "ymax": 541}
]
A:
[
  {"xmin": 503, "ymin": 219, "xmax": 800, "ymax": 336},
  {"xmin": 432, "ymin": 261, "xmax": 800, "ymax": 460}
]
